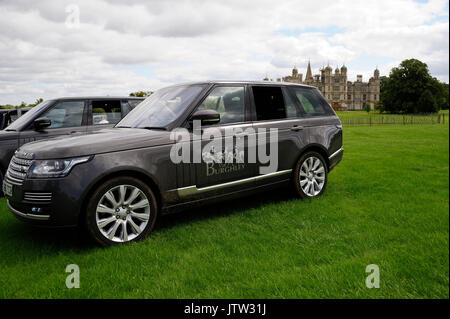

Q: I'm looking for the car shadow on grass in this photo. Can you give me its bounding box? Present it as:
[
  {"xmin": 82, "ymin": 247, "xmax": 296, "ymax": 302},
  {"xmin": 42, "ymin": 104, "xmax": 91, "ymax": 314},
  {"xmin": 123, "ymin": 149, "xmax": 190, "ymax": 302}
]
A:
[
  {"xmin": 0, "ymin": 187, "xmax": 297, "ymax": 254},
  {"xmin": 156, "ymin": 187, "xmax": 297, "ymax": 231}
]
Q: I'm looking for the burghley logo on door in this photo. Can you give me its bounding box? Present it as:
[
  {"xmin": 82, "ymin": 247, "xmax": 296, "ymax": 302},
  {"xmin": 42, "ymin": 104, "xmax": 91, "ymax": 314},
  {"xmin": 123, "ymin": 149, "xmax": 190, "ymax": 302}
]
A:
[{"xmin": 170, "ymin": 120, "xmax": 279, "ymax": 174}]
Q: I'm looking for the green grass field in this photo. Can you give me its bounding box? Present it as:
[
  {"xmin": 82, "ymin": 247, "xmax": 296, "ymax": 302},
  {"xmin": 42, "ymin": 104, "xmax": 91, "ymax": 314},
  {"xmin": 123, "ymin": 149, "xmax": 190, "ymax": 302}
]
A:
[{"xmin": 0, "ymin": 124, "xmax": 448, "ymax": 298}]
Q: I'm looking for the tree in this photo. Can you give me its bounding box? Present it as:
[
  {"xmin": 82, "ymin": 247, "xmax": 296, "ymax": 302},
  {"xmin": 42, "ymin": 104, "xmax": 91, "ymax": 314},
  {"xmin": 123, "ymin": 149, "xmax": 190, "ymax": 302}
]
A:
[
  {"xmin": 363, "ymin": 102, "xmax": 371, "ymax": 113},
  {"xmin": 129, "ymin": 91, "xmax": 152, "ymax": 97},
  {"xmin": 379, "ymin": 59, "xmax": 447, "ymax": 113},
  {"xmin": 417, "ymin": 90, "xmax": 438, "ymax": 113}
]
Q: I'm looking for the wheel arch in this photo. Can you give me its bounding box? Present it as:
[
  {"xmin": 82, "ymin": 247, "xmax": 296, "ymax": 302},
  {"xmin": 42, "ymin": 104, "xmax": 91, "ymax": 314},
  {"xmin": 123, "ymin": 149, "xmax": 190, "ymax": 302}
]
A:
[{"xmin": 296, "ymin": 144, "xmax": 330, "ymax": 170}]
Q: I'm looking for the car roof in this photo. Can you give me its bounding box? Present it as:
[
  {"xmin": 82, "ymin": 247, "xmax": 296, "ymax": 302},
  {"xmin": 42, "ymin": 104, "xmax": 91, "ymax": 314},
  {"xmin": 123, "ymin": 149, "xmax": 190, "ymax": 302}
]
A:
[{"xmin": 167, "ymin": 80, "xmax": 317, "ymax": 88}]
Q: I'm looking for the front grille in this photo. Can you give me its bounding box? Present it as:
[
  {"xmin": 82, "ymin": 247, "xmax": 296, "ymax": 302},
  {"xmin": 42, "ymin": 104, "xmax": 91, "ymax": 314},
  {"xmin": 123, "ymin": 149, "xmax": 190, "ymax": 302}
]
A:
[
  {"xmin": 24, "ymin": 192, "xmax": 52, "ymax": 203},
  {"xmin": 6, "ymin": 154, "xmax": 33, "ymax": 186}
]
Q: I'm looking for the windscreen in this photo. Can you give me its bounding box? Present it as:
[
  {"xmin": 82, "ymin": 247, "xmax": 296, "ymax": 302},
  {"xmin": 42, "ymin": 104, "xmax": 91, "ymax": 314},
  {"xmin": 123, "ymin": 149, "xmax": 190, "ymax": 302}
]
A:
[{"xmin": 117, "ymin": 85, "xmax": 205, "ymax": 128}]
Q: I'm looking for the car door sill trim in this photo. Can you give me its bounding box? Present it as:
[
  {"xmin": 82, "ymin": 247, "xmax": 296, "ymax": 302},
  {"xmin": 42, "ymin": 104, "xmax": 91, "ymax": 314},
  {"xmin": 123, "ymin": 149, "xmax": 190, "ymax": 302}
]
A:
[{"xmin": 177, "ymin": 169, "xmax": 292, "ymax": 197}]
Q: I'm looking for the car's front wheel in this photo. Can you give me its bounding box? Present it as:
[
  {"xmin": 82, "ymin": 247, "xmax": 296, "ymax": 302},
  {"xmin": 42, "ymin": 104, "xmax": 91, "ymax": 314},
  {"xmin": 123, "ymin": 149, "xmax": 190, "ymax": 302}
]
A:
[
  {"xmin": 293, "ymin": 151, "xmax": 328, "ymax": 198},
  {"xmin": 85, "ymin": 176, "xmax": 158, "ymax": 246}
]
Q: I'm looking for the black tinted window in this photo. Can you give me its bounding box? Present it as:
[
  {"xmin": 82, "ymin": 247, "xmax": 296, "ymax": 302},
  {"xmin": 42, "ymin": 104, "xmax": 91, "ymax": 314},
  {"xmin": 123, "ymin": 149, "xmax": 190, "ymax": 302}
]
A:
[
  {"xmin": 291, "ymin": 87, "xmax": 332, "ymax": 116},
  {"xmin": 253, "ymin": 86, "xmax": 292, "ymax": 121}
]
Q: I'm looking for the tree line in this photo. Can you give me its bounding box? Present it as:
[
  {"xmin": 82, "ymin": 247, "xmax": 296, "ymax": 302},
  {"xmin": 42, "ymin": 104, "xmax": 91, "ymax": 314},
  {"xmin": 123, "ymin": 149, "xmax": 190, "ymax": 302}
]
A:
[{"xmin": 0, "ymin": 98, "xmax": 43, "ymax": 109}]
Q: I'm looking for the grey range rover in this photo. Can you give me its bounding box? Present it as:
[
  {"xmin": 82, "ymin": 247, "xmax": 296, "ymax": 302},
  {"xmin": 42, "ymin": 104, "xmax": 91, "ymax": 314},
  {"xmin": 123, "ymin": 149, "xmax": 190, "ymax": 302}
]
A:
[{"xmin": 3, "ymin": 81, "xmax": 343, "ymax": 246}]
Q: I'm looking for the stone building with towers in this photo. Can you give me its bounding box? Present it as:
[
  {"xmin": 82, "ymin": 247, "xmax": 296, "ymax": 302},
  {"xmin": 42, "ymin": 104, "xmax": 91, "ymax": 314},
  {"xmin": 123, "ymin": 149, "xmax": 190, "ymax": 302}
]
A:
[{"xmin": 276, "ymin": 61, "xmax": 380, "ymax": 110}]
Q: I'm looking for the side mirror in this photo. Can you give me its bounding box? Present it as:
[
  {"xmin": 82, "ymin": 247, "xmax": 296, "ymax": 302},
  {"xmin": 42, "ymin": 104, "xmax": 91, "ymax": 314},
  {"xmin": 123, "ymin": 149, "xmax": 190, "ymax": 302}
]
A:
[
  {"xmin": 189, "ymin": 109, "xmax": 220, "ymax": 126},
  {"xmin": 34, "ymin": 117, "xmax": 51, "ymax": 131}
]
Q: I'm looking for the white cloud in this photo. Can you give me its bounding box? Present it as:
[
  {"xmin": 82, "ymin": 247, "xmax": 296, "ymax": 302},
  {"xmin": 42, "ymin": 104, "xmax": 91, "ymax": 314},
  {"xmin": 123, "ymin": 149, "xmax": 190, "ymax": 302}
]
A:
[{"xmin": 0, "ymin": 0, "xmax": 448, "ymax": 104}]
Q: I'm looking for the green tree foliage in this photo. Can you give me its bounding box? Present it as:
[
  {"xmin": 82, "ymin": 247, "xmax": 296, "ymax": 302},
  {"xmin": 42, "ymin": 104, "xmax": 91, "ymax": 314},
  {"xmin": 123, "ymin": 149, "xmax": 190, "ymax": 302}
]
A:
[
  {"xmin": 363, "ymin": 102, "xmax": 371, "ymax": 113},
  {"xmin": 129, "ymin": 91, "xmax": 153, "ymax": 97},
  {"xmin": 0, "ymin": 98, "xmax": 44, "ymax": 109},
  {"xmin": 379, "ymin": 59, "xmax": 448, "ymax": 113},
  {"xmin": 417, "ymin": 90, "xmax": 438, "ymax": 113}
]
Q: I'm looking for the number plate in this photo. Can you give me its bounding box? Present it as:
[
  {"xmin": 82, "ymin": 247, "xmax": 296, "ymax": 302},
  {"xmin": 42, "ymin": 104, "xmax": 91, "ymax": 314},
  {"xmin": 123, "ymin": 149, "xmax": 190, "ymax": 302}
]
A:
[{"xmin": 3, "ymin": 181, "xmax": 13, "ymax": 197}]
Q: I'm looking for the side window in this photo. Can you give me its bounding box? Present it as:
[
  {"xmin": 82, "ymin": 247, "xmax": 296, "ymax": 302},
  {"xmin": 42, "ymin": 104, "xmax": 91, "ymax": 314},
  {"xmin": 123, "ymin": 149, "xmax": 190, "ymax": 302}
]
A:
[
  {"xmin": 282, "ymin": 88, "xmax": 299, "ymax": 118},
  {"xmin": 197, "ymin": 86, "xmax": 245, "ymax": 124},
  {"xmin": 92, "ymin": 100, "xmax": 122, "ymax": 125},
  {"xmin": 42, "ymin": 101, "xmax": 85, "ymax": 128},
  {"xmin": 252, "ymin": 86, "xmax": 290, "ymax": 121},
  {"xmin": 291, "ymin": 87, "xmax": 331, "ymax": 116}
]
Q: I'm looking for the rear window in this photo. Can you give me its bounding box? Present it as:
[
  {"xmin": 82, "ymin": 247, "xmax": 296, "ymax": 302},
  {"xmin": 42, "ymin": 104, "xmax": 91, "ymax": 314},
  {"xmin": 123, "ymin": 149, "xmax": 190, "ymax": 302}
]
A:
[{"xmin": 290, "ymin": 87, "xmax": 333, "ymax": 116}]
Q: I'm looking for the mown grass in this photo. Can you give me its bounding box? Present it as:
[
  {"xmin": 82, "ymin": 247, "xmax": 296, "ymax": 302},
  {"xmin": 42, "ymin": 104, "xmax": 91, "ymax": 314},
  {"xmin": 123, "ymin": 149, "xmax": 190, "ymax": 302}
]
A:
[{"xmin": 0, "ymin": 125, "xmax": 448, "ymax": 298}]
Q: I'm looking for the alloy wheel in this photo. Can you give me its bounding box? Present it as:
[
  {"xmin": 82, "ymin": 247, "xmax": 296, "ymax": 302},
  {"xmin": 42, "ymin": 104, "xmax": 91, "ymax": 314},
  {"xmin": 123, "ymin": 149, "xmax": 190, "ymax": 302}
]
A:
[
  {"xmin": 95, "ymin": 184, "xmax": 151, "ymax": 243},
  {"xmin": 299, "ymin": 156, "xmax": 326, "ymax": 197}
]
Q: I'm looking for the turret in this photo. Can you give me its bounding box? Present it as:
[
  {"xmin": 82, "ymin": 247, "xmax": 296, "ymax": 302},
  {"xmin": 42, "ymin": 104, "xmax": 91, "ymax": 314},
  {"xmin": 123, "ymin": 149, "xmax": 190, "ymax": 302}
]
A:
[{"xmin": 374, "ymin": 68, "xmax": 380, "ymax": 79}]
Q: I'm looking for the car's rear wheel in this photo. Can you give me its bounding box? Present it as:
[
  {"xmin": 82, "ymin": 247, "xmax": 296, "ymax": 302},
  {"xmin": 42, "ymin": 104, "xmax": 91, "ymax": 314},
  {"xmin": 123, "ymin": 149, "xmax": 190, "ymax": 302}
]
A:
[
  {"xmin": 85, "ymin": 177, "xmax": 158, "ymax": 246},
  {"xmin": 293, "ymin": 151, "xmax": 328, "ymax": 198}
]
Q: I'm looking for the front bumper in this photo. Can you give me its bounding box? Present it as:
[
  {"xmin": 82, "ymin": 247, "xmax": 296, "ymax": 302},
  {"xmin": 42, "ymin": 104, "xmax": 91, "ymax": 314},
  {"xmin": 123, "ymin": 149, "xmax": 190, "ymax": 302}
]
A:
[{"xmin": 4, "ymin": 165, "xmax": 93, "ymax": 227}]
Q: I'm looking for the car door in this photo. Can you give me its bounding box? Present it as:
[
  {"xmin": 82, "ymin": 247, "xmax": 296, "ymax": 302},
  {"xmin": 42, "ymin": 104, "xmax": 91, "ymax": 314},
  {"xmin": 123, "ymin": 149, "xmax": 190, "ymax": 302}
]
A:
[
  {"xmin": 180, "ymin": 85, "xmax": 257, "ymax": 200},
  {"xmin": 250, "ymin": 85, "xmax": 309, "ymax": 186},
  {"xmin": 18, "ymin": 99, "xmax": 88, "ymax": 146},
  {"xmin": 288, "ymin": 86, "xmax": 342, "ymax": 155}
]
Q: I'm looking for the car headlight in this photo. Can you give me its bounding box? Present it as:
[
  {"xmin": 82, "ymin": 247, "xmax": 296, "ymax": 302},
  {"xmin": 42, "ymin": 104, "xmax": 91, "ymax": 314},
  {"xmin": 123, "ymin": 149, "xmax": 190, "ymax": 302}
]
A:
[{"xmin": 28, "ymin": 156, "xmax": 93, "ymax": 178}]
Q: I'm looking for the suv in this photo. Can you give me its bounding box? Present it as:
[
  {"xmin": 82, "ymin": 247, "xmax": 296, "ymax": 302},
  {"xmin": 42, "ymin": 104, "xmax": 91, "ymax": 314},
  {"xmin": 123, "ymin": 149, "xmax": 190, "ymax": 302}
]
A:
[
  {"xmin": 0, "ymin": 97, "xmax": 144, "ymax": 195},
  {"xmin": 0, "ymin": 108, "xmax": 31, "ymax": 130},
  {"xmin": 3, "ymin": 82, "xmax": 343, "ymax": 246}
]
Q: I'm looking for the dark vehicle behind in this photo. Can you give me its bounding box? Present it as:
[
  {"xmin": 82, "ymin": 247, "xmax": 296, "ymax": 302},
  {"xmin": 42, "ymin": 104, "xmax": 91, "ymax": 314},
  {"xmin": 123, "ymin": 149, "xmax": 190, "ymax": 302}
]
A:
[
  {"xmin": 0, "ymin": 108, "xmax": 31, "ymax": 130},
  {"xmin": 0, "ymin": 97, "xmax": 144, "ymax": 195}
]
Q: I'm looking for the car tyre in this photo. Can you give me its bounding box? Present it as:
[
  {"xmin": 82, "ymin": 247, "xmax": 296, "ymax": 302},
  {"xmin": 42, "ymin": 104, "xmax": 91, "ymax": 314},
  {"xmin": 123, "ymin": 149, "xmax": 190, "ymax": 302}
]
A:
[
  {"xmin": 293, "ymin": 151, "xmax": 328, "ymax": 198},
  {"xmin": 85, "ymin": 176, "xmax": 158, "ymax": 246}
]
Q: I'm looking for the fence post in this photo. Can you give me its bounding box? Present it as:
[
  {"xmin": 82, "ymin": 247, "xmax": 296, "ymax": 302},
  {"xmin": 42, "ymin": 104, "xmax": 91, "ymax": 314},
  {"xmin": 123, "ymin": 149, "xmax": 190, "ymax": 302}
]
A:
[
  {"xmin": 403, "ymin": 115, "xmax": 405, "ymax": 125},
  {"xmin": 438, "ymin": 114, "xmax": 441, "ymax": 124}
]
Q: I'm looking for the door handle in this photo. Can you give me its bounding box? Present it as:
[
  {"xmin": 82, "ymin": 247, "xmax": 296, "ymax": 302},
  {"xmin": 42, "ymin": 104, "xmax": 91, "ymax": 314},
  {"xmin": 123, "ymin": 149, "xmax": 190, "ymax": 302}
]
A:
[{"xmin": 291, "ymin": 125, "xmax": 304, "ymax": 131}]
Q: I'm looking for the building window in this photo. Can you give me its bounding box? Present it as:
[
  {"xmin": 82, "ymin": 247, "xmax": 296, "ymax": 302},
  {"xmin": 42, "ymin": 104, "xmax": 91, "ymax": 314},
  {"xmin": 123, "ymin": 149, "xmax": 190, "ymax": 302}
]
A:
[{"xmin": 347, "ymin": 94, "xmax": 351, "ymax": 100}]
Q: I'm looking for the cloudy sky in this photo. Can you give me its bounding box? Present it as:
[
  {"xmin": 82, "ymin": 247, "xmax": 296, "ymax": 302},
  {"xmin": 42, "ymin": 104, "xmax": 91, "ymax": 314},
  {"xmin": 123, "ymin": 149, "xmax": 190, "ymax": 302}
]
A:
[{"xmin": 0, "ymin": 0, "xmax": 448, "ymax": 104}]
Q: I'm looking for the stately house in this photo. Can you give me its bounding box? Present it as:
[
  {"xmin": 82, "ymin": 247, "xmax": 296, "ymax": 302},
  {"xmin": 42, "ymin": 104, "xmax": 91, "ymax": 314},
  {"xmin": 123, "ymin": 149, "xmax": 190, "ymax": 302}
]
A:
[{"xmin": 265, "ymin": 62, "xmax": 380, "ymax": 110}]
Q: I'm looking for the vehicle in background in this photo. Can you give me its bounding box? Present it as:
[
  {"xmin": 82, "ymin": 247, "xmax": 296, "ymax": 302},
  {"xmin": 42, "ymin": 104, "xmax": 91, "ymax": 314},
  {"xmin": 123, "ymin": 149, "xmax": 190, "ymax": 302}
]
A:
[
  {"xmin": 0, "ymin": 108, "xmax": 32, "ymax": 130},
  {"xmin": 0, "ymin": 97, "xmax": 144, "ymax": 195}
]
